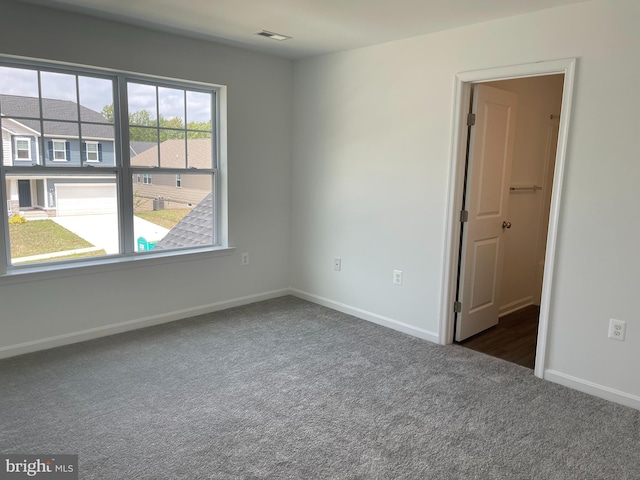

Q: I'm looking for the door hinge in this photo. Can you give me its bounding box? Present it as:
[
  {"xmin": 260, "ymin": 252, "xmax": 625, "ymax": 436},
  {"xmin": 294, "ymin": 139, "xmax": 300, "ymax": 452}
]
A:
[
  {"xmin": 460, "ymin": 210, "xmax": 469, "ymax": 223},
  {"xmin": 467, "ymin": 113, "xmax": 476, "ymax": 126},
  {"xmin": 454, "ymin": 301, "xmax": 462, "ymax": 313}
]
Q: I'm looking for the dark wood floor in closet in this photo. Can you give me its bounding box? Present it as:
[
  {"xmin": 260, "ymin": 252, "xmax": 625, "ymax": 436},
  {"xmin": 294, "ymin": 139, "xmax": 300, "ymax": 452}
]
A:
[{"xmin": 458, "ymin": 305, "xmax": 540, "ymax": 369}]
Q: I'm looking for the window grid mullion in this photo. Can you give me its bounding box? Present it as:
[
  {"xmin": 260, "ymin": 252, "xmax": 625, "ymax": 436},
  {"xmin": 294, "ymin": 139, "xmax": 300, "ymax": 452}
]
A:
[
  {"xmin": 75, "ymin": 75, "xmax": 86, "ymax": 168},
  {"xmin": 184, "ymin": 90, "xmax": 188, "ymax": 169},
  {"xmin": 155, "ymin": 86, "xmax": 160, "ymax": 168},
  {"xmin": 117, "ymin": 76, "xmax": 134, "ymax": 255},
  {"xmin": 0, "ymin": 116, "xmax": 8, "ymax": 275},
  {"xmin": 37, "ymin": 71, "xmax": 45, "ymax": 166},
  {"xmin": 129, "ymin": 168, "xmax": 214, "ymax": 174},
  {"xmin": 212, "ymin": 91, "xmax": 219, "ymax": 245}
]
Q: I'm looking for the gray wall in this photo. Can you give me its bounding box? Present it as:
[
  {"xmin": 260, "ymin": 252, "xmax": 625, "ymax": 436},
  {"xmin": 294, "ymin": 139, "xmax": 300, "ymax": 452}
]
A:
[
  {"xmin": 0, "ymin": 0, "xmax": 292, "ymax": 351},
  {"xmin": 291, "ymin": 0, "xmax": 640, "ymax": 405}
]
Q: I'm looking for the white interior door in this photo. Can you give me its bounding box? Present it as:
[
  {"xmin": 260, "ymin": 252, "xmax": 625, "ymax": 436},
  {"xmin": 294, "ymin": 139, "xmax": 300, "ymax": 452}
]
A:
[{"xmin": 455, "ymin": 84, "xmax": 518, "ymax": 341}]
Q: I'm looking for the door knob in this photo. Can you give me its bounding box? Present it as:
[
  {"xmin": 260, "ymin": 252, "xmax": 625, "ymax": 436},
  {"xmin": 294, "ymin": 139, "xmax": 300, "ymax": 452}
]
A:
[{"xmin": 502, "ymin": 221, "xmax": 512, "ymax": 229}]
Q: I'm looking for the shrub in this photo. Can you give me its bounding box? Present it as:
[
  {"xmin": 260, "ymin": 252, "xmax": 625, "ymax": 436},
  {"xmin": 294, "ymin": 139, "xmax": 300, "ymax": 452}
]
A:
[{"xmin": 8, "ymin": 214, "xmax": 27, "ymax": 225}]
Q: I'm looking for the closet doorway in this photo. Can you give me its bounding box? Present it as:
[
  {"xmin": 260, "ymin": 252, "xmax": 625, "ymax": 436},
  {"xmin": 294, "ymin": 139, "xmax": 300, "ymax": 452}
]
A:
[
  {"xmin": 456, "ymin": 75, "xmax": 564, "ymax": 368},
  {"xmin": 440, "ymin": 59, "xmax": 577, "ymax": 378}
]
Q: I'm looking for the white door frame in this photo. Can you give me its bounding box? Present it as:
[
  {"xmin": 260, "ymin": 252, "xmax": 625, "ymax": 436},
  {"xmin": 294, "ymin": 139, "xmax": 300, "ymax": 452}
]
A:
[{"xmin": 439, "ymin": 58, "xmax": 577, "ymax": 379}]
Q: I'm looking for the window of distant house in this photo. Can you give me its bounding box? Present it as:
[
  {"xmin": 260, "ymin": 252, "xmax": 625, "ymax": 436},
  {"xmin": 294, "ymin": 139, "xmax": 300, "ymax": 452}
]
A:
[
  {"xmin": 0, "ymin": 58, "xmax": 222, "ymax": 274},
  {"xmin": 85, "ymin": 141, "xmax": 100, "ymax": 162},
  {"xmin": 14, "ymin": 137, "xmax": 31, "ymax": 160},
  {"xmin": 52, "ymin": 140, "xmax": 67, "ymax": 161}
]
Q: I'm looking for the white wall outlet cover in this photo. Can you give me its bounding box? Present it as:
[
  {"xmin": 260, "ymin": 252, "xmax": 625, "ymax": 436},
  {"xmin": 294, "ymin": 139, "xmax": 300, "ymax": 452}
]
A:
[{"xmin": 608, "ymin": 318, "xmax": 626, "ymax": 341}]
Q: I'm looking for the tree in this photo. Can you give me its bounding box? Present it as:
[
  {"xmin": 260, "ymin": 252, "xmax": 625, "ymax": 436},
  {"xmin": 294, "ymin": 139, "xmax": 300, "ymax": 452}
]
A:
[
  {"xmin": 130, "ymin": 109, "xmax": 156, "ymax": 127},
  {"xmin": 101, "ymin": 105, "xmax": 213, "ymax": 141},
  {"xmin": 159, "ymin": 116, "xmax": 185, "ymax": 141},
  {"xmin": 101, "ymin": 104, "xmax": 114, "ymax": 123},
  {"xmin": 187, "ymin": 121, "xmax": 212, "ymax": 139}
]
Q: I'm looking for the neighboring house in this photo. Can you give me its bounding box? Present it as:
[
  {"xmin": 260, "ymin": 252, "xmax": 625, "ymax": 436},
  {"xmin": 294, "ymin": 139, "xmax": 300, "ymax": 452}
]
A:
[
  {"xmin": 2, "ymin": 95, "xmax": 159, "ymax": 217},
  {"xmin": 130, "ymin": 138, "xmax": 211, "ymax": 210},
  {"xmin": 2, "ymin": 94, "xmax": 116, "ymax": 216}
]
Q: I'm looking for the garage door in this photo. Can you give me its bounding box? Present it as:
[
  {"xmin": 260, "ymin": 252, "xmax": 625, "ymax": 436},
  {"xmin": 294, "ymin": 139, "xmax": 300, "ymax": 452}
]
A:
[{"xmin": 56, "ymin": 184, "xmax": 117, "ymax": 216}]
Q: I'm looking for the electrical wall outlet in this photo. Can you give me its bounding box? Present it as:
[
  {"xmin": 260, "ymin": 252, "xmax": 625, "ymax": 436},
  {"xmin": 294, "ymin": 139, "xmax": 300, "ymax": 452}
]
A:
[
  {"xmin": 333, "ymin": 257, "xmax": 341, "ymax": 271},
  {"xmin": 393, "ymin": 270, "xmax": 403, "ymax": 285},
  {"xmin": 241, "ymin": 252, "xmax": 249, "ymax": 266},
  {"xmin": 608, "ymin": 318, "xmax": 626, "ymax": 341}
]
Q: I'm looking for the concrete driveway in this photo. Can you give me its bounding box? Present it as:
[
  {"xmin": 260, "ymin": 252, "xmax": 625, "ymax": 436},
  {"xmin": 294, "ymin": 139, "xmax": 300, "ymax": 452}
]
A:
[{"xmin": 53, "ymin": 214, "xmax": 169, "ymax": 254}]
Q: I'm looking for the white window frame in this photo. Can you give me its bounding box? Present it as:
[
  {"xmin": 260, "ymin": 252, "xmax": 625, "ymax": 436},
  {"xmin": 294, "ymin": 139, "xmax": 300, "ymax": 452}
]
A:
[
  {"xmin": 143, "ymin": 173, "xmax": 152, "ymax": 185},
  {"xmin": 52, "ymin": 139, "xmax": 67, "ymax": 161},
  {"xmin": 85, "ymin": 141, "xmax": 99, "ymax": 162},
  {"xmin": 14, "ymin": 137, "xmax": 31, "ymax": 161},
  {"xmin": 0, "ymin": 57, "xmax": 227, "ymax": 278},
  {"xmin": 176, "ymin": 174, "xmax": 181, "ymax": 188}
]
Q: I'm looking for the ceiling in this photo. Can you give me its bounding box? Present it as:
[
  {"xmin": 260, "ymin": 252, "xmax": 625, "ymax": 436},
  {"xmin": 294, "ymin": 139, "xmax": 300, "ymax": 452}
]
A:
[{"xmin": 17, "ymin": 0, "xmax": 589, "ymax": 59}]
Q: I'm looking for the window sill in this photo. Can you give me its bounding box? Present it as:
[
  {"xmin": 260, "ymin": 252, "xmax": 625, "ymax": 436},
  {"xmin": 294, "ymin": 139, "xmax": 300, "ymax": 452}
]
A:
[{"xmin": 0, "ymin": 246, "xmax": 235, "ymax": 286}]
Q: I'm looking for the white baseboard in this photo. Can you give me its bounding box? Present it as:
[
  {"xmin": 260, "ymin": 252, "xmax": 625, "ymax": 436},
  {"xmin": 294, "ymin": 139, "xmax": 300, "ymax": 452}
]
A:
[
  {"xmin": 0, "ymin": 288, "xmax": 291, "ymax": 360},
  {"xmin": 499, "ymin": 296, "xmax": 534, "ymax": 317},
  {"xmin": 545, "ymin": 369, "xmax": 640, "ymax": 411},
  {"xmin": 6, "ymin": 286, "xmax": 637, "ymax": 412},
  {"xmin": 291, "ymin": 289, "xmax": 439, "ymax": 344}
]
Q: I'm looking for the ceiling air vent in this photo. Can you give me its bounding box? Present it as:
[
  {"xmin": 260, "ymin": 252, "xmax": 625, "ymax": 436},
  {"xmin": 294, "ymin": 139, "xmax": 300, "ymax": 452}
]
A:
[{"xmin": 256, "ymin": 30, "xmax": 291, "ymax": 41}]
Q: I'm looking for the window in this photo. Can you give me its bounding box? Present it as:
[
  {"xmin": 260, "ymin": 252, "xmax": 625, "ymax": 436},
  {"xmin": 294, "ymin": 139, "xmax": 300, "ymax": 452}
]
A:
[
  {"xmin": 52, "ymin": 140, "xmax": 68, "ymax": 161},
  {"xmin": 85, "ymin": 141, "xmax": 100, "ymax": 162},
  {"xmin": 0, "ymin": 59, "xmax": 221, "ymax": 273},
  {"xmin": 14, "ymin": 137, "xmax": 31, "ymax": 160}
]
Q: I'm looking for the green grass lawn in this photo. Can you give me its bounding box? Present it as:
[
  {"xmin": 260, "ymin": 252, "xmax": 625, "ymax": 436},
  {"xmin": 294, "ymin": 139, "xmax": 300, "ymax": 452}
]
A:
[
  {"xmin": 135, "ymin": 208, "xmax": 190, "ymax": 230},
  {"xmin": 9, "ymin": 220, "xmax": 94, "ymax": 258}
]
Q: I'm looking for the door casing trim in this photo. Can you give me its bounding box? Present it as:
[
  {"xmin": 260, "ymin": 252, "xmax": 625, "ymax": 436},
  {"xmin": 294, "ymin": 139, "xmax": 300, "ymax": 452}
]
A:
[{"xmin": 439, "ymin": 58, "xmax": 577, "ymax": 379}]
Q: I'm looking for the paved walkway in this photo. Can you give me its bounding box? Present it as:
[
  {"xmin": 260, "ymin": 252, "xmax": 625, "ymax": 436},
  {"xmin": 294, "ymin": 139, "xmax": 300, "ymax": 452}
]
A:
[
  {"xmin": 12, "ymin": 247, "xmax": 103, "ymax": 264},
  {"xmin": 53, "ymin": 214, "xmax": 169, "ymax": 254}
]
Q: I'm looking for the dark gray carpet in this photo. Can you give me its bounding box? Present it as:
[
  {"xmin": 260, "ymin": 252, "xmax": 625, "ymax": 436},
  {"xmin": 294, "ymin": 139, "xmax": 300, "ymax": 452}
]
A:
[{"xmin": 1, "ymin": 296, "xmax": 638, "ymax": 479}]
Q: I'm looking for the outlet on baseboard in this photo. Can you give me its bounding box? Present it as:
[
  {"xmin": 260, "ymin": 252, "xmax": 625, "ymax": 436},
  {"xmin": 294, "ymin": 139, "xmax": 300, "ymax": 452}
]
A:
[{"xmin": 608, "ymin": 318, "xmax": 626, "ymax": 341}]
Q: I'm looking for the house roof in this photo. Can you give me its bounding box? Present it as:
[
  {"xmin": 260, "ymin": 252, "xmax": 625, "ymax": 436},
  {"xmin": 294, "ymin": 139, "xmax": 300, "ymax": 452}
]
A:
[
  {"xmin": 0, "ymin": 94, "xmax": 113, "ymax": 139},
  {"xmin": 129, "ymin": 141, "xmax": 156, "ymax": 156},
  {"xmin": 153, "ymin": 193, "xmax": 213, "ymax": 250},
  {"xmin": 130, "ymin": 138, "xmax": 212, "ymax": 169}
]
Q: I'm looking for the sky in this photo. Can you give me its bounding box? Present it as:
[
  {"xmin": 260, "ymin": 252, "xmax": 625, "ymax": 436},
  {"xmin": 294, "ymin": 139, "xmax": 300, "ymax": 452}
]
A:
[{"xmin": 0, "ymin": 66, "xmax": 212, "ymax": 123}]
